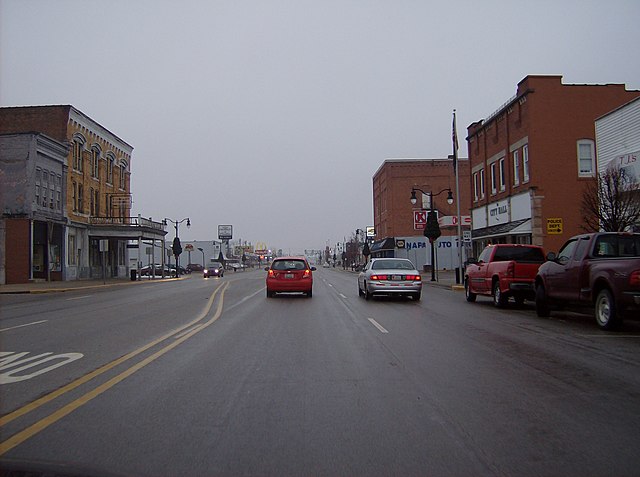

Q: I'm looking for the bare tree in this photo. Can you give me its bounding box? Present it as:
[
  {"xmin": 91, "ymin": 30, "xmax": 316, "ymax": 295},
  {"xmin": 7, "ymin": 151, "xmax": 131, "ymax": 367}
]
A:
[{"xmin": 581, "ymin": 166, "xmax": 640, "ymax": 232}]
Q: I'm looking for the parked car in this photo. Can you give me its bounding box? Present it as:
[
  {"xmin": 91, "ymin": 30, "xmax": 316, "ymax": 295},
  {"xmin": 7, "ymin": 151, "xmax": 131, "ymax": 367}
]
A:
[
  {"xmin": 139, "ymin": 264, "xmax": 175, "ymax": 277},
  {"xmin": 265, "ymin": 256, "xmax": 316, "ymax": 297},
  {"xmin": 358, "ymin": 258, "xmax": 422, "ymax": 301},
  {"xmin": 204, "ymin": 261, "xmax": 224, "ymax": 278},
  {"xmin": 535, "ymin": 232, "xmax": 640, "ymax": 329},
  {"xmin": 464, "ymin": 244, "xmax": 546, "ymax": 307},
  {"xmin": 186, "ymin": 263, "xmax": 203, "ymax": 273}
]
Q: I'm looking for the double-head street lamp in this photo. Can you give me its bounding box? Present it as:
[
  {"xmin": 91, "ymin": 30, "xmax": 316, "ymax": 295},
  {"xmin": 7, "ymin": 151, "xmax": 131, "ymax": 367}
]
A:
[
  {"xmin": 163, "ymin": 217, "xmax": 190, "ymax": 274},
  {"xmin": 410, "ymin": 187, "xmax": 454, "ymax": 281}
]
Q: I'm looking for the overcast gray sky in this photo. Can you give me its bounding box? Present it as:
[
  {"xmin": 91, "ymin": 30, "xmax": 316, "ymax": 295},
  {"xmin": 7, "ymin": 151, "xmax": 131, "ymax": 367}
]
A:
[{"xmin": 2, "ymin": 0, "xmax": 639, "ymax": 253}]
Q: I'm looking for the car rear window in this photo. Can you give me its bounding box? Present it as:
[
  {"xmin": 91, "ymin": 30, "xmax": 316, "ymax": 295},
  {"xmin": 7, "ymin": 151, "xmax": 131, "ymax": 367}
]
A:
[
  {"xmin": 594, "ymin": 235, "xmax": 640, "ymax": 258},
  {"xmin": 371, "ymin": 260, "xmax": 414, "ymax": 270},
  {"xmin": 272, "ymin": 260, "xmax": 307, "ymax": 271},
  {"xmin": 493, "ymin": 246, "xmax": 545, "ymax": 263}
]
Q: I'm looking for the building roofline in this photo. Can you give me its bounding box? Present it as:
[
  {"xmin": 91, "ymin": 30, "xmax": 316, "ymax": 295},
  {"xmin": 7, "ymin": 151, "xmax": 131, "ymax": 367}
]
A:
[
  {"xmin": 373, "ymin": 157, "xmax": 468, "ymax": 179},
  {"xmin": 595, "ymin": 95, "xmax": 640, "ymax": 122}
]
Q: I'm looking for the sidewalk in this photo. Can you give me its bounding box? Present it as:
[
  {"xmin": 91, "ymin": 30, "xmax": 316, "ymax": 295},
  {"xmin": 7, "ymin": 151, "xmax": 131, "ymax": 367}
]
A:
[{"xmin": 0, "ymin": 275, "xmax": 183, "ymax": 294}]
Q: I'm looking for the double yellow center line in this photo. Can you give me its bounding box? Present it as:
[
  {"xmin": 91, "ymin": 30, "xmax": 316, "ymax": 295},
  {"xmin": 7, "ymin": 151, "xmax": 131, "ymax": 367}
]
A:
[{"xmin": 0, "ymin": 281, "xmax": 229, "ymax": 456}]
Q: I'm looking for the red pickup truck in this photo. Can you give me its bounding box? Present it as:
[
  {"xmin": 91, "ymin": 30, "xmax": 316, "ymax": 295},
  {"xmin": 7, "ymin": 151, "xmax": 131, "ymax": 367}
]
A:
[
  {"xmin": 464, "ymin": 244, "xmax": 546, "ymax": 307},
  {"xmin": 535, "ymin": 232, "xmax": 640, "ymax": 329}
]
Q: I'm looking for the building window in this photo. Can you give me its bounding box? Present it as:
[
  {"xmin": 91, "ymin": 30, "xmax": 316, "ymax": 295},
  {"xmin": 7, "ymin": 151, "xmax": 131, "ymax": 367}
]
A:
[
  {"xmin": 473, "ymin": 172, "xmax": 479, "ymax": 201},
  {"xmin": 91, "ymin": 147, "xmax": 100, "ymax": 179},
  {"xmin": 78, "ymin": 184, "xmax": 84, "ymax": 213},
  {"xmin": 577, "ymin": 139, "xmax": 595, "ymax": 177},
  {"xmin": 513, "ymin": 150, "xmax": 520, "ymax": 186},
  {"xmin": 490, "ymin": 162, "xmax": 497, "ymax": 195},
  {"xmin": 107, "ymin": 156, "xmax": 114, "ymax": 184},
  {"xmin": 119, "ymin": 164, "xmax": 126, "ymax": 190},
  {"xmin": 499, "ymin": 158, "xmax": 506, "ymax": 191},
  {"xmin": 523, "ymin": 144, "xmax": 530, "ymax": 183},
  {"xmin": 72, "ymin": 182, "xmax": 77, "ymax": 211},
  {"xmin": 480, "ymin": 168, "xmax": 485, "ymax": 198},
  {"xmin": 73, "ymin": 141, "xmax": 84, "ymax": 172}
]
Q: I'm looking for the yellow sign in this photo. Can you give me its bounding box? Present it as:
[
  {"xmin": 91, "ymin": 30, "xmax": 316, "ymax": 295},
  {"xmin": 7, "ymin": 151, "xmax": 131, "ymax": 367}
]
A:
[{"xmin": 547, "ymin": 218, "xmax": 563, "ymax": 235}]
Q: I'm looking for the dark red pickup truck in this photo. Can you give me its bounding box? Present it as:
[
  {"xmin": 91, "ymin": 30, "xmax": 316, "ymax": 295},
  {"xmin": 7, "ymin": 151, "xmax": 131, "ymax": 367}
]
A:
[
  {"xmin": 464, "ymin": 244, "xmax": 546, "ymax": 307},
  {"xmin": 535, "ymin": 232, "xmax": 640, "ymax": 329}
]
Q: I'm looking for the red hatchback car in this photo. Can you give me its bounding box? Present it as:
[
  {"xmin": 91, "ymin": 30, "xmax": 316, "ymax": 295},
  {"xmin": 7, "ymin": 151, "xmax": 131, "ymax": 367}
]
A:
[{"xmin": 265, "ymin": 257, "xmax": 316, "ymax": 298}]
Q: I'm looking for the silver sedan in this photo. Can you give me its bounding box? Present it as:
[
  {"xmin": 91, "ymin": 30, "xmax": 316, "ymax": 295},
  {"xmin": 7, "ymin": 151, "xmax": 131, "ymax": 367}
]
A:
[{"xmin": 358, "ymin": 258, "xmax": 422, "ymax": 301}]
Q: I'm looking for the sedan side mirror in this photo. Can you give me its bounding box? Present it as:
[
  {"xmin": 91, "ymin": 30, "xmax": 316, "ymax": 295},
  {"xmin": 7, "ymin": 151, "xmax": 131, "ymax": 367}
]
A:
[
  {"xmin": 264, "ymin": 267, "xmax": 270, "ymax": 271},
  {"xmin": 310, "ymin": 267, "xmax": 317, "ymax": 271}
]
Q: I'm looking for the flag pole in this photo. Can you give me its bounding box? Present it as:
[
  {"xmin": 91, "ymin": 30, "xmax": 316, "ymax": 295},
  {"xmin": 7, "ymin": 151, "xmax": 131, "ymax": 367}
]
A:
[{"xmin": 453, "ymin": 109, "xmax": 463, "ymax": 284}]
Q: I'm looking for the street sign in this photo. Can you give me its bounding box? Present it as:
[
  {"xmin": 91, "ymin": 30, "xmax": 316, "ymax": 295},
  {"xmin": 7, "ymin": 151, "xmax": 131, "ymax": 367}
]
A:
[
  {"xmin": 185, "ymin": 244, "xmax": 194, "ymax": 252},
  {"xmin": 463, "ymin": 230, "xmax": 472, "ymax": 243},
  {"xmin": 414, "ymin": 210, "xmax": 427, "ymax": 230},
  {"xmin": 547, "ymin": 218, "xmax": 563, "ymax": 235},
  {"xmin": 438, "ymin": 215, "xmax": 472, "ymax": 227},
  {"xmin": 218, "ymin": 224, "xmax": 233, "ymax": 240}
]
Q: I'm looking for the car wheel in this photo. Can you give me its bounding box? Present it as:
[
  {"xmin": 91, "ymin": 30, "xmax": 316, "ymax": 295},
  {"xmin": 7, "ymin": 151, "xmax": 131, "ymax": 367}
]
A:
[
  {"xmin": 535, "ymin": 283, "xmax": 550, "ymax": 317},
  {"xmin": 307, "ymin": 290, "xmax": 313, "ymax": 298},
  {"xmin": 266, "ymin": 289, "xmax": 273, "ymax": 298},
  {"xmin": 364, "ymin": 282, "xmax": 371, "ymax": 301},
  {"xmin": 413, "ymin": 292, "xmax": 421, "ymax": 301},
  {"xmin": 358, "ymin": 284, "xmax": 364, "ymax": 297},
  {"xmin": 493, "ymin": 281, "xmax": 507, "ymax": 308},
  {"xmin": 465, "ymin": 278, "xmax": 477, "ymax": 302},
  {"xmin": 595, "ymin": 288, "xmax": 621, "ymax": 330}
]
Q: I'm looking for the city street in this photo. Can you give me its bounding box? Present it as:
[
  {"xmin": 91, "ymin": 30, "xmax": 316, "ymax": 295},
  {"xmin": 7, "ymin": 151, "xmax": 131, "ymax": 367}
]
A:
[{"xmin": 1, "ymin": 268, "xmax": 640, "ymax": 476}]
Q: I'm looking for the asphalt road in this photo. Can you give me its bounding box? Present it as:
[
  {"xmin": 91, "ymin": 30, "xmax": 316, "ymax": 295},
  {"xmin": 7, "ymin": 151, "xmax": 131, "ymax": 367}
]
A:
[{"xmin": 1, "ymin": 268, "xmax": 639, "ymax": 476}]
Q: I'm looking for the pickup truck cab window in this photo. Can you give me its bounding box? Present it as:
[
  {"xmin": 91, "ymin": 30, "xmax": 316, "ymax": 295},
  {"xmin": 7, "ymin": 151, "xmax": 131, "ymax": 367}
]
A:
[
  {"xmin": 477, "ymin": 248, "xmax": 492, "ymax": 263},
  {"xmin": 557, "ymin": 239, "xmax": 578, "ymax": 264}
]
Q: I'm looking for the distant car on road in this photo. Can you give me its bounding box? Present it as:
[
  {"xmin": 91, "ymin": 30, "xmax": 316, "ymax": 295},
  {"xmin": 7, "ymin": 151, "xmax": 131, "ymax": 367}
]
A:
[
  {"xmin": 358, "ymin": 258, "xmax": 422, "ymax": 301},
  {"xmin": 265, "ymin": 256, "xmax": 316, "ymax": 298},
  {"xmin": 204, "ymin": 262, "xmax": 224, "ymax": 278},
  {"xmin": 186, "ymin": 263, "xmax": 203, "ymax": 273}
]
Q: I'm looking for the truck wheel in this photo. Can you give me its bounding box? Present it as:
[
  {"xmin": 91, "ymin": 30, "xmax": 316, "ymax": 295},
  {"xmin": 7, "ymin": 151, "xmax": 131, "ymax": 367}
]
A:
[
  {"xmin": 595, "ymin": 288, "xmax": 621, "ymax": 330},
  {"xmin": 465, "ymin": 279, "xmax": 477, "ymax": 302},
  {"xmin": 535, "ymin": 284, "xmax": 550, "ymax": 317},
  {"xmin": 493, "ymin": 281, "xmax": 508, "ymax": 308}
]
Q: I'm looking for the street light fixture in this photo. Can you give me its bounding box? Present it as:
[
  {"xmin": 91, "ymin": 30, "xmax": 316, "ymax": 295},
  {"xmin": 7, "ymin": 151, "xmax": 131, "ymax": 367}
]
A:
[
  {"xmin": 163, "ymin": 217, "xmax": 190, "ymax": 275},
  {"xmin": 410, "ymin": 187, "xmax": 454, "ymax": 281}
]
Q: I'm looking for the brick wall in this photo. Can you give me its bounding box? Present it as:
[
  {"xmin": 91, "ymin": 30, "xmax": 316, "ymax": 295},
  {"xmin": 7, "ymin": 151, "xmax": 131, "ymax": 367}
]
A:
[{"xmin": 5, "ymin": 218, "xmax": 30, "ymax": 284}]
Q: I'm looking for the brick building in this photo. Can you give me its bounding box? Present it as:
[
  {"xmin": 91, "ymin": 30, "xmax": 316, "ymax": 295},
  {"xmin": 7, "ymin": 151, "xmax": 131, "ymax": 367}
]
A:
[
  {"xmin": 466, "ymin": 75, "xmax": 640, "ymax": 256},
  {"xmin": 372, "ymin": 158, "xmax": 471, "ymax": 270},
  {"xmin": 0, "ymin": 105, "xmax": 166, "ymax": 283}
]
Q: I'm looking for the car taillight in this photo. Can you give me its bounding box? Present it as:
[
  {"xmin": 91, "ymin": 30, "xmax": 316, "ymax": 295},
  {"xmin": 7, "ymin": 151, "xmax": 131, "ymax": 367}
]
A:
[
  {"xmin": 630, "ymin": 270, "xmax": 640, "ymax": 287},
  {"xmin": 506, "ymin": 262, "xmax": 514, "ymax": 277},
  {"xmin": 303, "ymin": 269, "xmax": 311, "ymax": 278},
  {"xmin": 371, "ymin": 274, "xmax": 388, "ymax": 280},
  {"xmin": 268, "ymin": 269, "xmax": 275, "ymax": 277},
  {"xmin": 407, "ymin": 274, "xmax": 421, "ymax": 281}
]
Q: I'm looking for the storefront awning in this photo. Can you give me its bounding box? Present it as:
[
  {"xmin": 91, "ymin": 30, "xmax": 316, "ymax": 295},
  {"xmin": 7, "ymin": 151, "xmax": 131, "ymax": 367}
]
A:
[{"xmin": 472, "ymin": 218, "xmax": 531, "ymax": 240}]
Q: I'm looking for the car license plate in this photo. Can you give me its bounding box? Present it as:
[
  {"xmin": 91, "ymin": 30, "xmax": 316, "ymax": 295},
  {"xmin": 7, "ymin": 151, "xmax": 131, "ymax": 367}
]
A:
[
  {"xmin": 285, "ymin": 273, "xmax": 294, "ymax": 279},
  {"xmin": 392, "ymin": 275, "xmax": 402, "ymax": 281}
]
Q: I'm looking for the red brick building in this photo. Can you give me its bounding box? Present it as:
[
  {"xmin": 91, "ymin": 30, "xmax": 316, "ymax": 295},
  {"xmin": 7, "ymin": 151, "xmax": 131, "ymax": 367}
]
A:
[
  {"xmin": 466, "ymin": 75, "xmax": 640, "ymax": 256},
  {"xmin": 0, "ymin": 106, "xmax": 165, "ymax": 283},
  {"xmin": 372, "ymin": 158, "xmax": 471, "ymax": 270}
]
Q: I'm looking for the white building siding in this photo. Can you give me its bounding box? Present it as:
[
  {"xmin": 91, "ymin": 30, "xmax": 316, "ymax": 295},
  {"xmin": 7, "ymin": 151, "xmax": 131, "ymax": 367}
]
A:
[{"xmin": 596, "ymin": 97, "xmax": 640, "ymax": 181}]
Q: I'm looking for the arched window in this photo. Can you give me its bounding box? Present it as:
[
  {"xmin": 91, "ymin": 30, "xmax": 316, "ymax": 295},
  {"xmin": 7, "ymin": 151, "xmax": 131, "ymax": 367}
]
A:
[
  {"xmin": 105, "ymin": 152, "xmax": 115, "ymax": 184},
  {"xmin": 72, "ymin": 133, "xmax": 86, "ymax": 172},
  {"xmin": 90, "ymin": 144, "xmax": 101, "ymax": 179}
]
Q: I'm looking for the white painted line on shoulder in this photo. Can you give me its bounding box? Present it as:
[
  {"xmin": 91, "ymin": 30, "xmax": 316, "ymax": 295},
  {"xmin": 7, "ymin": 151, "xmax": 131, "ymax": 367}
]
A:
[
  {"xmin": 339, "ymin": 293, "xmax": 347, "ymax": 299},
  {"xmin": 0, "ymin": 321, "xmax": 48, "ymax": 333},
  {"xmin": 368, "ymin": 318, "xmax": 388, "ymax": 334},
  {"xmin": 65, "ymin": 295, "xmax": 92, "ymax": 301}
]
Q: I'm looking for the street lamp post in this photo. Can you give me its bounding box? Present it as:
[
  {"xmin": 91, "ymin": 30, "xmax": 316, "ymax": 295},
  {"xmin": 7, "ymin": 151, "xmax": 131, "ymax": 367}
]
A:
[
  {"xmin": 410, "ymin": 187, "xmax": 454, "ymax": 282},
  {"xmin": 197, "ymin": 247, "xmax": 205, "ymax": 268},
  {"xmin": 163, "ymin": 217, "xmax": 190, "ymax": 276}
]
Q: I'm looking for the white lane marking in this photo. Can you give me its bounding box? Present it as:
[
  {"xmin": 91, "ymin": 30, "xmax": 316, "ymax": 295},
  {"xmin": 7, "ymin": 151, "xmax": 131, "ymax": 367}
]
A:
[
  {"xmin": 0, "ymin": 321, "xmax": 48, "ymax": 333},
  {"xmin": 225, "ymin": 287, "xmax": 268, "ymax": 312},
  {"xmin": 328, "ymin": 283, "xmax": 334, "ymax": 287},
  {"xmin": 339, "ymin": 293, "xmax": 347, "ymax": 299},
  {"xmin": 65, "ymin": 295, "xmax": 93, "ymax": 301},
  {"xmin": 0, "ymin": 352, "xmax": 84, "ymax": 384},
  {"xmin": 368, "ymin": 318, "xmax": 389, "ymax": 334}
]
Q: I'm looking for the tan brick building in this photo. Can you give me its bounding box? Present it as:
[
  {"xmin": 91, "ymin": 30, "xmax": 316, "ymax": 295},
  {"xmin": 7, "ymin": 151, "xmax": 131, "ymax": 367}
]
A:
[
  {"xmin": 372, "ymin": 158, "xmax": 471, "ymax": 271},
  {"xmin": 466, "ymin": 75, "xmax": 640, "ymax": 256},
  {"xmin": 0, "ymin": 106, "xmax": 165, "ymax": 283}
]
